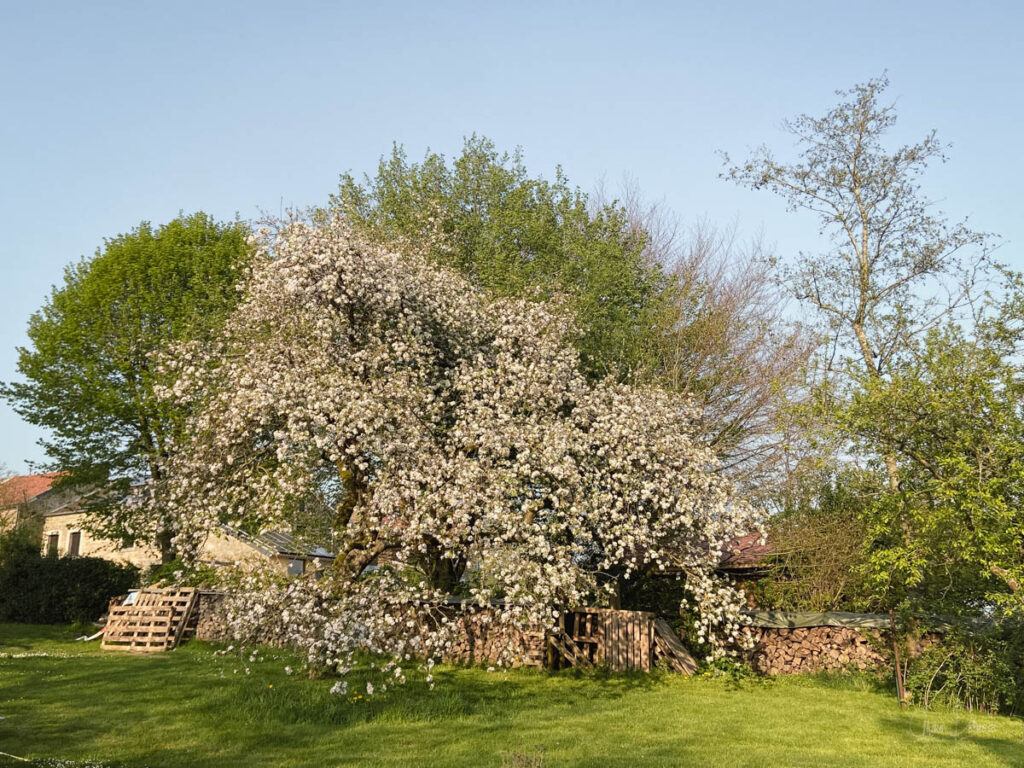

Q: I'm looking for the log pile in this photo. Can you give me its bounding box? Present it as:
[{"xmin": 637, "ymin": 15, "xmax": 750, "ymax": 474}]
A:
[
  {"xmin": 443, "ymin": 613, "xmax": 546, "ymax": 668},
  {"xmin": 194, "ymin": 592, "xmax": 232, "ymax": 643},
  {"xmin": 747, "ymin": 626, "xmax": 888, "ymax": 675}
]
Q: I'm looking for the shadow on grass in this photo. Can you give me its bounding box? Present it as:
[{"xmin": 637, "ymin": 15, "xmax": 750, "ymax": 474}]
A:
[
  {"xmin": 879, "ymin": 709, "xmax": 1024, "ymax": 766},
  {"xmin": 0, "ymin": 631, "xmax": 683, "ymax": 768}
]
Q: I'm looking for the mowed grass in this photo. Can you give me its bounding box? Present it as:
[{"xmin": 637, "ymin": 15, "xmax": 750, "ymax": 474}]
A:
[{"xmin": 1, "ymin": 624, "xmax": 1023, "ymax": 767}]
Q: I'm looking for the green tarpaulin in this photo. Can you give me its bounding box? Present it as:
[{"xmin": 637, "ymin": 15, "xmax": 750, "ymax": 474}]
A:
[
  {"xmin": 742, "ymin": 610, "xmax": 891, "ymax": 629},
  {"xmin": 742, "ymin": 610, "xmax": 990, "ymax": 631}
]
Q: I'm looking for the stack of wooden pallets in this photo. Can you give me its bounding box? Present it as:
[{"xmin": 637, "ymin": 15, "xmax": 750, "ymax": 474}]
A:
[{"xmin": 101, "ymin": 587, "xmax": 199, "ymax": 652}]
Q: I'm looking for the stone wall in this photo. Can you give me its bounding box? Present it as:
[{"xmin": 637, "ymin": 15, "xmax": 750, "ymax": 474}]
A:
[{"xmin": 747, "ymin": 626, "xmax": 889, "ymax": 675}]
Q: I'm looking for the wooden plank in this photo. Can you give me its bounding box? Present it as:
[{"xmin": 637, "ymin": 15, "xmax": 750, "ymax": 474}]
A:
[
  {"xmin": 653, "ymin": 617, "xmax": 697, "ymax": 675},
  {"xmin": 603, "ymin": 613, "xmax": 610, "ymax": 667},
  {"xmin": 172, "ymin": 590, "xmax": 199, "ymax": 647},
  {"xmin": 613, "ymin": 614, "xmax": 622, "ymax": 671},
  {"xmin": 645, "ymin": 616, "xmax": 653, "ymax": 671},
  {"xmin": 620, "ymin": 615, "xmax": 627, "ymax": 670},
  {"xmin": 626, "ymin": 618, "xmax": 634, "ymax": 671},
  {"xmin": 102, "ymin": 586, "xmax": 199, "ymax": 653}
]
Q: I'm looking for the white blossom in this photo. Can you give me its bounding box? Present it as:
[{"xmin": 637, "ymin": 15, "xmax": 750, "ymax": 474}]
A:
[{"xmin": 141, "ymin": 217, "xmax": 759, "ymax": 683}]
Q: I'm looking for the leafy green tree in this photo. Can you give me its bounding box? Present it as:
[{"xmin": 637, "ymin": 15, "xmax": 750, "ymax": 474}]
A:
[
  {"xmin": 843, "ymin": 310, "xmax": 1024, "ymax": 614},
  {"xmin": 724, "ymin": 77, "xmax": 1008, "ymax": 703},
  {"xmin": 332, "ymin": 136, "xmax": 672, "ymax": 381},
  {"xmin": 2, "ymin": 213, "xmax": 252, "ymax": 561},
  {"xmin": 756, "ymin": 468, "xmax": 876, "ymax": 612}
]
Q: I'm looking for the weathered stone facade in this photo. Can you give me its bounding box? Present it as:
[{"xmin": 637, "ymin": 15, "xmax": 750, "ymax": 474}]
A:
[
  {"xmin": 40, "ymin": 510, "xmax": 317, "ymax": 574},
  {"xmin": 41, "ymin": 510, "xmax": 160, "ymax": 568}
]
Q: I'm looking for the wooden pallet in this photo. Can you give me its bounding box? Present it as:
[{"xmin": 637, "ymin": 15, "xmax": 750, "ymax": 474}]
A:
[
  {"xmin": 549, "ymin": 608, "xmax": 656, "ymax": 671},
  {"xmin": 547, "ymin": 628, "xmax": 594, "ymax": 669},
  {"xmin": 653, "ymin": 617, "xmax": 697, "ymax": 674},
  {"xmin": 101, "ymin": 587, "xmax": 199, "ymax": 652}
]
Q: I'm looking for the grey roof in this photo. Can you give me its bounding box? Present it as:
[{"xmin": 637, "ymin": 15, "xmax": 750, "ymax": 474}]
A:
[{"xmin": 219, "ymin": 524, "xmax": 335, "ymax": 559}]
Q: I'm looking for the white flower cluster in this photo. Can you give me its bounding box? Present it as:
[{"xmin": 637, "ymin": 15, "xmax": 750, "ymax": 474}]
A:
[{"xmin": 142, "ymin": 217, "xmax": 760, "ymax": 682}]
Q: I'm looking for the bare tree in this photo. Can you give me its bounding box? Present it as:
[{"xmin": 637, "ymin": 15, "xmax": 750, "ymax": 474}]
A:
[
  {"xmin": 593, "ymin": 179, "xmax": 814, "ymax": 498},
  {"xmin": 722, "ymin": 76, "xmax": 991, "ymax": 491}
]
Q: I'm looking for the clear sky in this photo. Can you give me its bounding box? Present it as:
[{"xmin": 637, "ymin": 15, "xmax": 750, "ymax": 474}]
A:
[{"xmin": 1, "ymin": 0, "xmax": 1022, "ymax": 472}]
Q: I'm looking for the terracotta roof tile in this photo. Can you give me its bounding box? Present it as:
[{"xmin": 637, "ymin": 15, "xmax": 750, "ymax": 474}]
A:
[{"xmin": 0, "ymin": 473, "xmax": 63, "ymax": 507}]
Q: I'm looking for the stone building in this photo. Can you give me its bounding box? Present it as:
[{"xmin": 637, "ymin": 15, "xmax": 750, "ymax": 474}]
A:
[
  {"xmin": 0, "ymin": 472, "xmax": 76, "ymax": 529},
  {"xmin": 3, "ymin": 473, "xmax": 333, "ymax": 574}
]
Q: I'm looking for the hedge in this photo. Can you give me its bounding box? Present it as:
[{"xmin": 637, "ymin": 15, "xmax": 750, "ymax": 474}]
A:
[{"xmin": 0, "ymin": 527, "xmax": 139, "ymax": 623}]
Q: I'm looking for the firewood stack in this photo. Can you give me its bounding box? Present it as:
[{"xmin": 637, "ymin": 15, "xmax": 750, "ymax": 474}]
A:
[
  {"xmin": 747, "ymin": 626, "xmax": 888, "ymax": 675},
  {"xmin": 443, "ymin": 613, "xmax": 547, "ymax": 668},
  {"xmin": 195, "ymin": 592, "xmax": 235, "ymax": 643}
]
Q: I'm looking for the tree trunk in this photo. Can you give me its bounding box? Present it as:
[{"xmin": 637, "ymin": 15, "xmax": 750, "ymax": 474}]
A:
[
  {"xmin": 157, "ymin": 527, "xmax": 175, "ymax": 564},
  {"xmin": 889, "ymin": 609, "xmax": 906, "ymax": 708}
]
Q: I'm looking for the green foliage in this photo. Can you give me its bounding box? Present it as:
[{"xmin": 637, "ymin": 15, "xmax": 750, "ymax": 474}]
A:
[
  {"xmin": 332, "ymin": 136, "xmax": 672, "ymax": 381},
  {"xmin": 2, "ymin": 212, "xmax": 252, "ymax": 559},
  {"xmin": 842, "ymin": 317, "xmax": 1024, "ymax": 615},
  {"xmin": 0, "ymin": 519, "xmax": 42, "ymax": 563},
  {"xmin": 727, "ymin": 76, "xmax": 1020, "ymax": 630},
  {"xmin": 753, "ymin": 469, "xmax": 876, "ymax": 612},
  {"xmin": 0, "ymin": 527, "xmax": 138, "ymax": 623},
  {"xmin": 145, "ymin": 557, "xmax": 220, "ymax": 588},
  {"xmin": 904, "ymin": 625, "xmax": 1024, "ymax": 715},
  {"xmin": 697, "ymin": 655, "xmax": 760, "ymax": 683}
]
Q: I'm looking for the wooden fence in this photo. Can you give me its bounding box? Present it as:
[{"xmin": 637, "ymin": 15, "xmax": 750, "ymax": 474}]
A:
[{"xmin": 548, "ymin": 608, "xmax": 696, "ymax": 674}]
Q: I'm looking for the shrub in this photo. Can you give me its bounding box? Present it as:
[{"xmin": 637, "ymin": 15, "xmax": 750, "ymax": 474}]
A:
[
  {"xmin": 0, "ymin": 526, "xmax": 139, "ymax": 623},
  {"xmin": 904, "ymin": 624, "xmax": 1024, "ymax": 715},
  {"xmin": 144, "ymin": 557, "xmax": 219, "ymax": 588}
]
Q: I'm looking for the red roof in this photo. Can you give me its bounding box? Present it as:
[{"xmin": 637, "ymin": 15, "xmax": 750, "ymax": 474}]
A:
[
  {"xmin": 0, "ymin": 473, "xmax": 63, "ymax": 507},
  {"xmin": 720, "ymin": 533, "xmax": 773, "ymax": 568}
]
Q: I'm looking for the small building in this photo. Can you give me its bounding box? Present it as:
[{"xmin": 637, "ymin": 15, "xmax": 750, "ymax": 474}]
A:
[
  {"xmin": 719, "ymin": 533, "xmax": 774, "ymax": 577},
  {"xmin": 209, "ymin": 525, "xmax": 335, "ymax": 576},
  {"xmin": 3, "ymin": 473, "xmax": 333, "ymax": 575},
  {"xmin": 0, "ymin": 472, "xmax": 76, "ymax": 529}
]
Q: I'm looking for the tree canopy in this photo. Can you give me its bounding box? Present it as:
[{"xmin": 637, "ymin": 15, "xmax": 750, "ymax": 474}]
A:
[
  {"xmin": 727, "ymin": 77, "xmax": 1022, "ymax": 622},
  {"xmin": 335, "ymin": 138, "xmax": 810, "ymax": 494},
  {"xmin": 724, "ymin": 76, "xmax": 989, "ymax": 386},
  {"xmin": 332, "ymin": 135, "xmax": 671, "ymax": 382},
  {"xmin": 1, "ymin": 212, "xmax": 252, "ymax": 560},
  {"xmin": 845, "ymin": 309, "xmax": 1024, "ymax": 614},
  {"xmin": 148, "ymin": 217, "xmax": 757, "ymax": 674}
]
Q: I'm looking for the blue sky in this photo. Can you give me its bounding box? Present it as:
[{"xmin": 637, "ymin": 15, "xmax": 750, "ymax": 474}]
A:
[{"xmin": 2, "ymin": 0, "xmax": 1022, "ymax": 472}]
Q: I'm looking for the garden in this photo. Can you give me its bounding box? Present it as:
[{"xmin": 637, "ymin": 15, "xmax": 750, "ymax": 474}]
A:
[
  {"xmin": 2, "ymin": 72, "xmax": 1024, "ymax": 768},
  {"xmin": 2, "ymin": 623, "xmax": 1023, "ymax": 767}
]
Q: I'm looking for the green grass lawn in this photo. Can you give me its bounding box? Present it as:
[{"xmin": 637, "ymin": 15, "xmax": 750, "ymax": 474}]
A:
[{"xmin": 1, "ymin": 623, "xmax": 1023, "ymax": 767}]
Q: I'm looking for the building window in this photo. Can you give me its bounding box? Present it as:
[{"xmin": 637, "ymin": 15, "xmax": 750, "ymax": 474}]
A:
[
  {"xmin": 46, "ymin": 533, "xmax": 59, "ymax": 557},
  {"xmin": 68, "ymin": 531, "xmax": 82, "ymax": 557},
  {"xmin": 286, "ymin": 558, "xmax": 305, "ymax": 576}
]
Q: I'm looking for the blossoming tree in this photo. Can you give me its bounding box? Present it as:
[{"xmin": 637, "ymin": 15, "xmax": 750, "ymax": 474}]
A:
[{"xmin": 149, "ymin": 217, "xmax": 758, "ymax": 680}]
